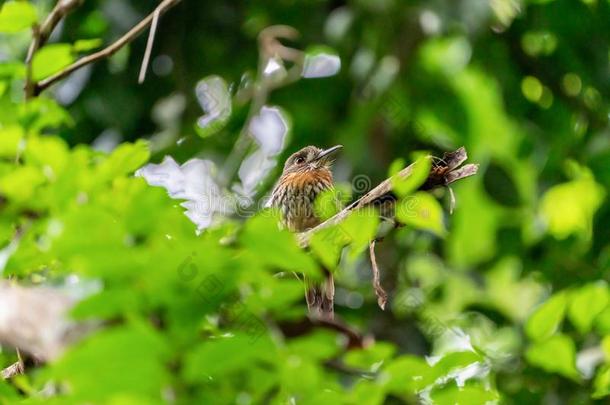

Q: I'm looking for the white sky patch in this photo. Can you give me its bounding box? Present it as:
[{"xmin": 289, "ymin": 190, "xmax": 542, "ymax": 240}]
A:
[
  {"xmin": 195, "ymin": 75, "xmax": 232, "ymax": 134},
  {"xmin": 136, "ymin": 156, "xmax": 231, "ymax": 233},
  {"xmin": 577, "ymin": 346, "xmax": 604, "ymax": 379},
  {"xmin": 249, "ymin": 106, "xmax": 288, "ymax": 156},
  {"xmin": 234, "ymin": 106, "xmax": 289, "ymax": 199},
  {"xmin": 302, "ymin": 53, "xmax": 341, "ymax": 78},
  {"xmin": 234, "ymin": 149, "xmax": 277, "ymax": 198}
]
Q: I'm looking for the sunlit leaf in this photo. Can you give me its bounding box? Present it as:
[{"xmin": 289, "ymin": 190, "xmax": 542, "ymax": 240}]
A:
[
  {"xmin": 240, "ymin": 212, "xmax": 319, "ymax": 278},
  {"xmin": 0, "ymin": 1, "xmax": 37, "ymax": 33},
  {"xmin": 391, "ymin": 154, "xmax": 431, "ymax": 197},
  {"xmin": 525, "ymin": 291, "xmax": 568, "ymax": 342},
  {"xmin": 525, "ymin": 334, "xmax": 580, "ymax": 380},
  {"xmin": 540, "ymin": 169, "xmax": 605, "ymax": 240},
  {"xmin": 396, "ymin": 192, "xmax": 446, "ymax": 237},
  {"xmin": 430, "ymin": 382, "xmax": 500, "ymax": 405},
  {"xmin": 184, "ymin": 333, "xmax": 275, "ymax": 381},
  {"xmin": 97, "ymin": 140, "xmax": 150, "ymax": 182},
  {"xmin": 593, "ymin": 364, "xmax": 610, "ymax": 399},
  {"xmin": 45, "ymin": 324, "xmax": 170, "ymax": 401},
  {"xmin": 0, "ymin": 126, "xmax": 24, "ymax": 158},
  {"xmin": 568, "ymin": 282, "xmax": 609, "ymax": 334},
  {"xmin": 32, "ymin": 44, "xmax": 75, "ymax": 81},
  {"xmin": 73, "ymin": 38, "xmax": 103, "ymax": 52}
]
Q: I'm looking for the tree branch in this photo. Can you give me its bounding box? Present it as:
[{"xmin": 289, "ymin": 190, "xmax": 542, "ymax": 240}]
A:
[
  {"xmin": 24, "ymin": 0, "xmax": 83, "ymax": 99},
  {"xmin": 33, "ymin": 0, "xmax": 182, "ymax": 96},
  {"xmin": 0, "ymin": 281, "xmax": 83, "ymax": 361},
  {"xmin": 297, "ymin": 147, "xmax": 479, "ymax": 247}
]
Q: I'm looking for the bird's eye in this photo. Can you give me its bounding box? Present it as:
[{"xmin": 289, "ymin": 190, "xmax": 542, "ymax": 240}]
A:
[{"xmin": 295, "ymin": 157, "xmax": 305, "ymax": 164}]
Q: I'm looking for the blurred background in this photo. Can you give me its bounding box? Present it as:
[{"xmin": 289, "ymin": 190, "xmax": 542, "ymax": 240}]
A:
[{"xmin": 2, "ymin": 0, "xmax": 610, "ymax": 403}]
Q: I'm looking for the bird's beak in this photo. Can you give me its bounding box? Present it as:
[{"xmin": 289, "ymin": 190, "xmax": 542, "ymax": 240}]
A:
[{"xmin": 314, "ymin": 145, "xmax": 343, "ymax": 164}]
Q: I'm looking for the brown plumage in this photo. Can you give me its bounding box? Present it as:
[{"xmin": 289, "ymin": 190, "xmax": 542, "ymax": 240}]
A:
[{"xmin": 268, "ymin": 145, "xmax": 342, "ymax": 319}]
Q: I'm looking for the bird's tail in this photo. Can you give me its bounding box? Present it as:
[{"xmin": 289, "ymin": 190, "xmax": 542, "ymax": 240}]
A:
[{"xmin": 305, "ymin": 269, "xmax": 334, "ymax": 320}]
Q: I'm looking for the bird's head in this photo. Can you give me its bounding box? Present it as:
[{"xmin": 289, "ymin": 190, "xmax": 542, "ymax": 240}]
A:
[{"xmin": 282, "ymin": 145, "xmax": 342, "ymax": 174}]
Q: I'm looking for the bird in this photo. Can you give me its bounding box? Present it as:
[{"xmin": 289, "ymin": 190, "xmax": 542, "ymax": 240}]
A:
[{"xmin": 268, "ymin": 145, "xmax": 343, "ymax": 319}]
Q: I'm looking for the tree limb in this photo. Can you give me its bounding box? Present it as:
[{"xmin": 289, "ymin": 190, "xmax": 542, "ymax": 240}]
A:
[
  {"xmin": 0, "ymin": 282, "xmax": 82, "ymax": 361},
  {"xmin": 33, "ymin": 0, "xmax": 182, "ymax": 96},
  {"xmin": 298, "ymin": 147, "xmax": 478, "ymax": 247},
  {"xmin": 24, "ymin": 0, "xmax": 83, "ymax": 99}
]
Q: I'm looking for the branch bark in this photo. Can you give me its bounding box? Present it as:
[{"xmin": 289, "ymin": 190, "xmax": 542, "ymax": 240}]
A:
[
  {"xmin": 24, "ymin": 0, "xmax": 83, "ymax": 99},
  {"xmin": 297, "ymin": 147, "xmax": 479, "ymax": 247},
  {"xmin": 32, "ymin": 0, "xmax": 181, "ymax": 96},
  {"xmin": 0, "ymin": 282, "xmax": 84, "ymax": 362}
]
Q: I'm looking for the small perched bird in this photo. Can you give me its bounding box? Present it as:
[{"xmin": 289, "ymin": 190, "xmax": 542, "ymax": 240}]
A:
[{"xmin": 268, "ymin": 145, "xmax": 343, "ymax": 319}]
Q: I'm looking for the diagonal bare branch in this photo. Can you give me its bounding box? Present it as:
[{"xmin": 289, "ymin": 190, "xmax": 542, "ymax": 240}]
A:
[
  {"xmin": 33, "ymin": 0, "xmax": 182, "ymax": 96},
  {"xmin": 297, "ymin": 147, "xmax": 479, "ymax": 247}
]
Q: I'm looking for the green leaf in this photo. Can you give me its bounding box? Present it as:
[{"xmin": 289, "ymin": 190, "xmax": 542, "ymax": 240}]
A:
[
  {"xmin": 240, "ymin": 212, "xmax": 319, "ymax": 277},
  {"xmin": 309, "ymin": 223, "xmax": 350, "ymax": 269},
  {"xmin": 525, "ymin": 334, "xmax": 580, "ymax": 380},
  {"xmin": 184, "ymin": 333, "xmax": 275, "ymax": 381},
  {"xmin": 430, "ymin": 382, "xmax": 500, "ymax": 405},
  {"xmin": 0, "ymin": 126, "xmax": 24, "ymax": 158},
  {"xmin": 568, "ymin": 282, "xmax": 609, "ymax": 334},
  {"xmin": 382, "ymin": 355, "xmax": 436, "ymax": 394},
  {"xmin": 31, "ymin": 43, "xmax": 75, "ymax": 81},
  {"xmin": 71, "ymin": 289, "xmax": 141, "ymax": 320},
  {"xmin": 313, "ymin": 188, "xmax": 342, "ymax": 221},
  {"xmin": 0, "ymin": 1, "xmax": 37, "ymax": 33},
  {"xmin": 344, "ymin": 342, "xmax": 396, "ymax": 370},
  {"xmin": 45, "ymin": 324, "xmax": 170, "ymax": 402},
  {"xmin": 0, "ymin": 165, "xmax": 45, "ymax": 203},
  {"xmin": 396, "ymin": 191, "xmax": 446, "ymax": 236},
  {"xmin": 286, "ymin": 330, "xmax": 342, "ymax": 361},
  {"xmin": 73, "ymin": 38, "xmax": 103, "ymax": 52},
  {"xmin": 25, "ymin": 135, "xmax": 70, "ymax": 177},
  {"xmin": 594, "ymin": 364, "xmax": 610, "ymax": 399},
  {"xmin": 391, "ymin": 154, "xmax": 431, "ymax": 197},
  {"xmin": 540, "ymin": 169, "xmax": 605, "ymax": 240},
  {"xmin": 601, "ymin": 335, "xmax": 610, "ymax": 360},
  {"xmin": 525, "ymin": 291, "xmax": 568, "ymax": 342},
  {"xmin": 96, "ymin": 140, "xmax": 150, "ymax": 182},
  {"xmin": 341, "ymin": 208, "xmax": 379, "ymax": 260}
]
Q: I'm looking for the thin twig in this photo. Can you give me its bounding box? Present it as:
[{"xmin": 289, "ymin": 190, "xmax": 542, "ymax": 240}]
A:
[
  {"xmin": 34, "ymin": 0, "xmax": 181, "ymax": 96},
  {"xmin": 1, "ymin": 360, "xmax": 23, "ymax": 379},
  {"xmin": 138, "ymin": 8, "xmax": 160, "ymax": 84},
  {"xmin": 369, "ymin": 240, "xmax": 387, "ymax": 310},
  {"xmin": 24, "ymin": 0, "xmax": 83, "ymax": 98}
]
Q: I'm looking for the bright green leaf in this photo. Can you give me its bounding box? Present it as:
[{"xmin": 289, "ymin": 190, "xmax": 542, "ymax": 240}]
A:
[
  {"xmin": 540, "ymin": 170, "xmax": 605, "ymax": 240},
  {"xmin": 525, "ymin": 334, "xmax": 580, "ymax": 380},
  {"xmin": 32, "ymin": 44, "xmax": 75, "ymax": 81},
  {"xmin": 240, "ymin": 212, "xmax": 319, "ymax": 277},
  {"xmin": 96, "ymin": 140, "xmax": 150, "ymax": 182},
  {"xmin": 0, "ymin": 126, "xmax": 24, "ymax": 158},
  {"xmin": 525, "ymin": 291, "xmax": 568, "ymax": 342},
  {"xmin": 568, "ymin": 282, "xmax": 609, "ymax": 334},
  {"xmin": 0, "ymin": 1, "xmax": 37, "ymax": 33},
  {"xmin": 73, "ymin": 38, "xmax": 103, "ymax": 52},
  {"xmin": 396, "ymin": 192, "xmax": 446, "ymax": 236},
  {"xmin": 431, "ymin": 382, "xmax": 500, "ymax": 405},
  {"xmin": 391, "ymin": 154, "xmax": 431, "ymax": 197},
  {"xmin": 594, "ymin": 364, "xmax": 610, "ymax": 399}
]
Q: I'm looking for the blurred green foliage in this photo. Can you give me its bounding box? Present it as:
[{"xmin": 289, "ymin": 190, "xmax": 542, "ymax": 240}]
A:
[{"xmin": 1, "ymin": 0, "xmax": 610, "ymax": 403}]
